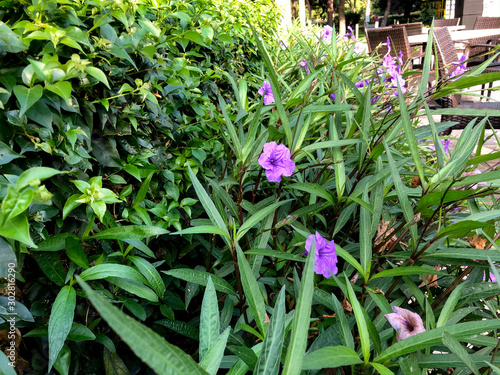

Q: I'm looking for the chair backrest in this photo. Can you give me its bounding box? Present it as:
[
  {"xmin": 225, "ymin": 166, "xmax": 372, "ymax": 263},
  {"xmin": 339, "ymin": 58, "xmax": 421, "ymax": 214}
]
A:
[
  {"xmin": 392, "ymin": 22, "xmax": 423, "ymax": 36},
  {"xmin": 432, "ymin": 27, "xmax": 460, "ymax": 77},
  {"xmin": 473, "ymin": 16, "xmax": 500, "ymax": 30},
  {"xmin": 434, "ymin": 18, "xmax": 460, "ymax": 27},
  {"xmin": 365, "ymin": 26, "xmax": 412, "ymax": 64}
]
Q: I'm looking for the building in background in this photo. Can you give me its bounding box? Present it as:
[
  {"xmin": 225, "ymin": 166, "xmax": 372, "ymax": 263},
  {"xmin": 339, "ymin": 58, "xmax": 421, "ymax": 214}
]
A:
[{"xmin": 444, "ymin": 0, "xmax": 500, "ymax": 28}]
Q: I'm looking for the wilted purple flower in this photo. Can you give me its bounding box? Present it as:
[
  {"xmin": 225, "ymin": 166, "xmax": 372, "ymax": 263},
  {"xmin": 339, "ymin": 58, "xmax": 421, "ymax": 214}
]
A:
[
  {"xmin": 300, "ymin": 60, "xmax": 310, "ymax": 74},
  {"xmin": 258, "ymin": 142, "xmax": 295, "ymax": 182},
  {"xmin": 449, "ymin": 54, "xmax": 467, "ymax": 81},
  {"xmin": 304, "ymin": 231, "xmax": 338, "ymax": 278},
  {"xmin": 320, "ymin": 25, "xmax": 333, "ymax": 42},
  {"xmin": 258, "ymin": 81, "xmax": 275, "ymax": 105},
  {"xmin": 343, "ymin": 26, "xmax": 355, "ymax": 42},
  {"xmin": 330, "ymin": 93, "xmax": 336, "ymax": 101},
  {"xmin": 385, "ymin": 306, "xmax": 426, "ymax": 341}
]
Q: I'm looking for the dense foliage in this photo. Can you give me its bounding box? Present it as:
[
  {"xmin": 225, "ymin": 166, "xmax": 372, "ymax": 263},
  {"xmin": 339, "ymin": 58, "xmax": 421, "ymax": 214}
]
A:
[{"xmin": 2, "ymin": 0, "xmax": 500, "ymax": 374}]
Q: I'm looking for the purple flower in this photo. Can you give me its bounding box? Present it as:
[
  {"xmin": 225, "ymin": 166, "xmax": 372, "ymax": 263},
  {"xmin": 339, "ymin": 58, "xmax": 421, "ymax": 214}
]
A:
[
  {"xmin": 355, "ymin": 79, "xmax": 371, "ymax": 88},
  {"xmin": 428, "ymin": 139, "xmax": 451, "ymax": 154},
  {"xmin": 354, "ymin": 43, "xmax": 365, "ymax": 54},
  {"xmin": 343, "ymin": 26, "xmax": 355, "ymax": 42},
  {"xmin": 449, "ymin": 54, "xmax": 467, "ymax": 81},
  {"xmin": 258, "ymin": 81, "xmax": 275, "ymax": 105},
  {"xmin": 304, "ymin": 231, "xmax": 338, "ymax": 278},
  {"xmin": 320, "ymin": 25, "xmax": 333, "ymax": 42},
  {"xmin": 330, "ymin": 93, "xmax": 336, "ymax": 101},
  {"xmin": 258, "ymin": 142, "xmax": 295, "ymax": 182},
  {"xmin": 485, "ymin": 272, "xmax": 497, "ymax": 282},
  {"xmin": 300, "ymin": 60, "xmax": 310, "ymax": 74},
  {"xmin": 385, "ymin": 306, "xmax": 426, "ymax": 341}
]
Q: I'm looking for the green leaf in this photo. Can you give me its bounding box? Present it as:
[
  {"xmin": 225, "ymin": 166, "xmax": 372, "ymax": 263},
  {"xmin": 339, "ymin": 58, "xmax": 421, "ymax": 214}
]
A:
[
  {"xmin": 33, "ymin": 251, "xmax": 66, "ymax": 285},
  {"xmin": 53, "ymin": 345, "xmax": 71, "ymax": 375},
  {"xmin": 187, "ymin": 165, "xmax": 229, "ymax": 244},
  {"xmin": 227, "ymin": 345, "xmax": 258, "ymax": 371},
  {"xmin": 199, "ymin": 276, "xmax": 220, "ymax": 361},
  {"xmin": 370, "ymin": 266, "xmax": 447, "ymax": 280},
  {"xmin": 0, "ymin": 141, "xmax": 24, "ymax": 165},
  {"xmin": 85, "ymin": 67, "xmax": 111, "ymax": 88},
  {"xmin": 79, "ymin": 264, "xmax": 148, "ymax": 285},
  {"xmin": 132, "ymin": 172, "xmax": 154, "ymax": 210},
  {"xmin": 34, "ymin": 233, "xmax": 79, "ymax": 252},
  {"xmin": 435, "ymin": 221, "xmax": 487, "ymax": 240},
  {"xmin": 103, "ymin": 347, "xmax": 130, "ymax": 375},
  {"xmin": 107, "ymin": 277, "xmax": 159, "ymax": 302},
  {"xmin": 360, "ymin": 185, "xmax": 372, "ymax": 279},
  {"xmin": 301, "ymin": 346, "xmax": 363, "ymax": 370},
  {"xmin": 370, "ymin": 362, "xmax": 395, "ymax": 375},
  {"xmin": 254, "ymin": 285, "xmax": 286, "ymax": 375},
  {"xmin": 0, "ymin": 238, "xmax": 16, "ymax": 279},
  {"xmin": 442, "ymin": 331, "xmax": 479, "ymax": 375},
  {"xmin": 48, "ymin": 286, "xmax": 76, "ymax": 372},
  {"xmin": 155, "ymin": 320, "xmax": 199, "ymax": 341},
  {"xmin": 0, "ymin": 351, "xmax": 17, "ymax": 375},
  {"xmin": 199, "ymin": 327, "xmax": 230, "ymax": 375},
  {"xmin": 235, "ymin": 244, "xmax": 267, "ymax": 335},
  {"xmin": 282, "ymin": 239, "xmax": 315, "ymax": 375},
  {"xmin": 13, "ymin": 84, "xmax": 43, "ymax": 117},
  {"xmin": 46, "ymin": 81, "xmax": 72, "ymax": 104},
  {"xmin": 76, "ymin": 276, "xmax": 209, "ymax": 375},
  {"xmin": 244, "ymin": 249, "xmax": 305, "ymax": 262},
  {"xmin": 16, "ymin": 167, "xmax": 65, "ymax": 190},
  {"xmin": 172, "ymin": 226, "xmax": 230, "ymax": 239},
  {"xmin": 65, "ymin": 236, "xmax": 89, "ymax": 269},
  {"xmin": 331, "ymin": 293, "xmax": 354, "ymax": 349},
  {"xmin": 236, "ymin": 199, "xmax": 292, "ymax": 240},
  {"xmin": 0, "ymin": 213, "xmax": 35, "ymax": 246},
  {"xmin": 162, "ymin": 269, "xmax": 236, "ymax": 296},
  {"xmin": 375, "ymin": 320, "xmax": 500, "ymax": 363},
  {"xmin": 436, "ymin": 284, "xmax": 466, "ymax": 328},
  {"xmin": 345, "ymin": 277, "xmax": 370, "ymax": 363},
  {"xmin": 300, "ymin": 139, "xmax": 360, "ymax": 153},
  {"xmin": 129, "ymin": 256, "xmax": 165, "ymax": 298},
  {"xmin": 288, "ymin": 183, "xmax": 335, "ymax": 207},
  {"xmin": 86, "ymin": 225, "xmax": 169, "ymax": 240},
  {"xmin": 184, "ymin": 30, "xmax": 206, "ymax": 46}
]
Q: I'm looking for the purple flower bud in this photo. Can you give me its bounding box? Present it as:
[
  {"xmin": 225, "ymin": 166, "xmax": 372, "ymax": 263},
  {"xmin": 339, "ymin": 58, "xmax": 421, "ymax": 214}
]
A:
[
  {"xmin": 258, "ymin": 142, "xmax": 295, "ymax": 182},
  {"xmin": 258, "ymin": 81, "xmax": 275, "ymax": 105},
  {"xmin": 304, "ymin": 231, "xmax": 338, "ymax": 278},
  {"xmin": 300, "ymin": 60, "xmax": 310, "ymax": 74},
  {"xmin": 330, "ymin": 93, "xmax": 336, "ymax": 101}
]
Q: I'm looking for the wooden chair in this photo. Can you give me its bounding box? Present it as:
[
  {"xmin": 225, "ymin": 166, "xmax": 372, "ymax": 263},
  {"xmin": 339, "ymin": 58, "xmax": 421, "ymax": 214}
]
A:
[
  {"xmin": 467, "ymin": 17, "xmax": 500, "ymax": 63},
  {"xmin": 432, "ymin": 27, "xmax": 500, "ymax": 134},
  {"xmin": 434, "ymin": 18, "xmax": 460, "ymax": 27}
]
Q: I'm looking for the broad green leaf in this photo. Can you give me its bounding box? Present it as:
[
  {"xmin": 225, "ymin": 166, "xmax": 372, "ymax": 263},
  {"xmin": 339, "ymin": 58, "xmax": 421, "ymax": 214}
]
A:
[
  {"xmin": 442, "ymin": 331, "xmax": 479, "ymax": 375},
  {"xmin": 371, "ymin": 362, "xmax": 395, "ymax": 375},
  {"xmin": 122, "ymin": 239, "xmax": 155, "ymax": 258},
  {"xmin": 435, "ymin": 221, "xmax": 487, "ymax": 240},
  {"xmin": 227, "ymin": 346, "xmax": 258, "ymax": 370},
  {"xmin": 16, "ymin": 167, "xmax": 65, "ymax": 189},
  {"xmin": 80, "ymin": 264, "xmax": 148, "ymax": 285},
  {"xmin": 155, "ymin": 320, "xmax": 199, "ymax": 341},
  {"xmin": 254, "ymin": 285, "xmax": 286, "ymax": 375},
  {"xmin": 48, "ymin": 286, "xmax": 76, "ymax": 372},
  {"xmin": 53, "ymin": 345, "xmax": 71, "ymax": 375},
  {"xmin": 86, "ymin": 225, "xmax": 169, "ymax": 240},
  {"xmin": 65, "ymin": 236, "xmax": 89, "ymax": 269},
  {"xmin": 46, "ymin": 81, "xmax": 72, "ymax": 103},
  {"xmin": 235, "ymin": 244, "xmax": 267, "ymax": 335},
  {"xmin": 34, "ymin": 233, "xmax": 79, "ymax": 252},
  {"xmin": 0, "ymin": 141, "xmax": 24, "ymax": 165},
  {"xmin": 33, "ymin": 252, "xmax": 66, "ymax": 285},
  {"xmin": 184, "ymin": 30, "xmax": 206, "ymax": 46},
  {"xmin": 76, "ymin": 277, "xmax": 209, "ymax": 375},
  {"xmin": 13, "ymin": 84, "xmax": 43, "ymax": 117},
  {"xmin": 282, "ymin": 239, "xmax": 315, "ymax": 375},
  {"xmin": 162, "ymin": 269, "xmax": 236, "ymax": 296},
  {"xmin": 301, "ymin": 346, "xmax": 362, "ymax": 370},
  {"xmin": 129, "ymin": 256, "xmax": 165, "ymax": 298},
  {"xmin": 105, "ymin": 277, "xmax": 158, "ymax": 302},
  {"xmin": 236, "ymin": 199, "xmax": 292, "ymax": 240},
  {"xmin": 199, "ymin": 327, "xmax": 230, "ymax": 375},
  {"xmin": 199, "ymin": 276, "xmax": 220, "ymax": 361},
  {"xmin": 418, "ymin": 354, "xmax": 500, "ymax": 369},
  {"xmin": 375, "ymin": 320, "xmax": 500, "ymax": 363},
  {"xmin": 132, "ymin": 172, "xmax": 154, "ymax": 210},
  {"xmin": 331, "ymin": 294, "xmax": 354, "ymax": 349}
]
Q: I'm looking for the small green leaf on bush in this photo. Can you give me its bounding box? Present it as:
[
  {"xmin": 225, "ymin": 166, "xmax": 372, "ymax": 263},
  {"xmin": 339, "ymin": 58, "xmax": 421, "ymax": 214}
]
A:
[
  {"xmin": 86, "ymin": 225, "xmax": 169, "ymax": 240},
  {"xmin": 85, "ymin": 67, "xmax": 110, "ymax": 89},
  {"xmin": 46, "ymin": 81, "xmax": 72, "ymax": 104},
  {"xmin": 65, "ymin": 237, "xmax": 89, "ymax": 269},
  {"xmin": 13, "ymin": 84, "xmax": 43, "ymax": 117},
  {"xmin": 302, "ymin": 346, "xmax": 363, "ymax": 370},
  {"xmin": 163, "ymin": 269, "xmax": 236, "ymax": 297}
]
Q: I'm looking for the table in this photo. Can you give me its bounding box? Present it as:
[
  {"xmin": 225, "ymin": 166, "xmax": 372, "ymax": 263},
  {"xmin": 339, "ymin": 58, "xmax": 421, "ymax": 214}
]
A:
[
  {"xmin": 421, "ymin": 25, "xmax": 466, "ymax": 33},
  {"xmin": 408, "ymin": 28, "xmax": 500, "ymax": 45}
]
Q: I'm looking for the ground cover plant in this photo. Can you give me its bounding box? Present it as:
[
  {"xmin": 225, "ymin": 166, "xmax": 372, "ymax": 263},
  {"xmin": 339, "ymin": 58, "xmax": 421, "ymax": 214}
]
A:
[{"xmin": 1, "ymin": 0, "xmax": 500, "ymax": 373}]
